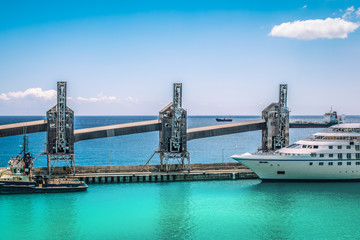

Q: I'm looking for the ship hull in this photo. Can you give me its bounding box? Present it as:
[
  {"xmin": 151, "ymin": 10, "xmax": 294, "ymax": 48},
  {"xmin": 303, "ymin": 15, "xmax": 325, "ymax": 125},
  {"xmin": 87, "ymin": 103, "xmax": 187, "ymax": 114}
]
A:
[
  {"xmin": 0, "ymin": 181, "xmax": 88, "ymax": 194},
  {"xmin": 216, "ymin": 118, "xmax": 232, "ymax": 122},
  {"xmin": 232, "ymin": 157, "xmax": 360, "ymax": 181},
  {"xmin": 289, "ymin": 122, "xmax": 337, "ymax": 128}
]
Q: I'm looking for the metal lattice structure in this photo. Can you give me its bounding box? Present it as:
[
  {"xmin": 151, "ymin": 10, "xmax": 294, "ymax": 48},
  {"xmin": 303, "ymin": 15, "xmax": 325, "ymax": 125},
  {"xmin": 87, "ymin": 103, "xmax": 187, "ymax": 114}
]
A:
[
  {"xmin": 170, "ymin": 83, "xmax": 183, "ymax": 153},
  {"xmin": 273, "ymin": 84, "xmax": 289, "ymax": 149},
  {"xmin": 261, "ymin": 84, "xmax": 289, "ymax": 151},
  {"xmin": 147, "ymin": 83, "xmax": 189, "ymax": 172},
  {"xmin": 19, "ymin": 135, "xmax": 33, "ymax": 175},
  {"xmin": 46, "ymin": 82, "xmax": 75, "ymax": 176},
  {"xmin": 57, "ymin": 82, "xmax": 67, "ymax": 152}
]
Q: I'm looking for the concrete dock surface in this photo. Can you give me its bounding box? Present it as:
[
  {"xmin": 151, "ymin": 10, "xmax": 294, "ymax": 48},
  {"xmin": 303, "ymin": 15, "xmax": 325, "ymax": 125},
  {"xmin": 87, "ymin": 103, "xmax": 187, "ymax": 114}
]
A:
[{"xmin": 31, "ymin": 163, "xmax": 259, "ymax": 184}]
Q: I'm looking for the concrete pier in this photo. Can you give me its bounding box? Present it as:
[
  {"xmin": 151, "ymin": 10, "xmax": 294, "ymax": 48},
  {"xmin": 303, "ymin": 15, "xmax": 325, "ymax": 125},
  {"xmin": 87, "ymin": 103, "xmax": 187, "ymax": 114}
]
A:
[
  {"xmin": 77, "ymin": 169, "xmax": 257, "ymax": 184},
  {"xmin": 32, "ymin": 163, "xmax": 258, "ymax": 184},
  {"xmin": 0, "ymin": 120, "xmax": 47, "ymax": 137},
  {"xmin": 74, "ymin": 120, "xmax": 161, "ymax": 142},
  {"xmin": 187, "ymin": 119, "xmax": 266, "ymax": 141},
  {"xmin": 0, "ymin": 118, "xmax": 266, "ymax": 143}
]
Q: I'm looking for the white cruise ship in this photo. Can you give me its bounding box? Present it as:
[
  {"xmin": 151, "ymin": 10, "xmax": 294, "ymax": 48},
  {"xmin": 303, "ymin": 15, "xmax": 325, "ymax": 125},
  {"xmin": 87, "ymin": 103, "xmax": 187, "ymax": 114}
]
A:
[{"xmin": 232, "ymin": 123, "xmax": 360, "ymax": 181}]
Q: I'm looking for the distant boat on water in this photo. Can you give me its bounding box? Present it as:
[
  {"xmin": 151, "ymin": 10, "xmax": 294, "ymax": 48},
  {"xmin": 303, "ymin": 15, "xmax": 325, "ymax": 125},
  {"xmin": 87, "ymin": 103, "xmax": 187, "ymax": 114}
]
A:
[
  {"xmin": 290, "ymin": 109, "xmax": 344, "ymax": 128},
  {"xmin": 216, "ymin": 116, "xmax": 232, "ymax": 122}
]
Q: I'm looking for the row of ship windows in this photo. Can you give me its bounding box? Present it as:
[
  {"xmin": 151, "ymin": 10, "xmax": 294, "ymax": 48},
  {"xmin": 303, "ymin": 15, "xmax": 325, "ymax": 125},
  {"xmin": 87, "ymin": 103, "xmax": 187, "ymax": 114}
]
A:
[
  {"xmin": 280, "ymin": 153, "xmax": 360, "ymax": 159},
  {"xmin": 332, "ymin": 128, "xmax": 360, "ymax": 133},
  {"xmin": 309, "ymin": 162, "xmax": 360, "ymax": 166},
  {"xmin": 315, "ymin": 136, "xmax": 360, "ymax": 140},
  {"xmin": 288, "ymin": 144, "xmax": 360, "ymax": 150},
  {"xmin": 303, "ymin": 145, "xmax": 360, "ymax": 150},
  {"xmin": 310, "ymin": 153, "xmax": 360, "ymax": 159}
]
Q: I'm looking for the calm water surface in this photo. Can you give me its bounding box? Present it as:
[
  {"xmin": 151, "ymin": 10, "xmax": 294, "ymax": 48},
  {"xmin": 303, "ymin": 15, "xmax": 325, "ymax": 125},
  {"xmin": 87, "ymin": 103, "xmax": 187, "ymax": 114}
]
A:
[
  {"xmin": 1, "ymin": 116, "xmax": 360, "ymax": 239},
  {"xmin": 1, "ymin": 180, "xmax": 360, "ymax": 239}
]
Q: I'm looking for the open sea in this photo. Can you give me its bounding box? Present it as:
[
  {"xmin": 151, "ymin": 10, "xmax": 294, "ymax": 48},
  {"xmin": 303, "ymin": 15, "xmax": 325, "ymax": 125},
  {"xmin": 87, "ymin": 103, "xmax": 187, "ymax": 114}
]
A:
[{"xmin": 1, "ymin": 115, "xmax": 360, "ymax": 239}]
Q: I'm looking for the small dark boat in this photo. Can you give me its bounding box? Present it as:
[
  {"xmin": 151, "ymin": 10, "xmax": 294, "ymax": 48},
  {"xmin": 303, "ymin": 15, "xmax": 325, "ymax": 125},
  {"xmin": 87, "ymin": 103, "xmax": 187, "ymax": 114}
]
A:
[
  {"xmin": 0, "ymin": 178, "xmax": 88, "ymax": 194},
  {"xmin": 0, "ymin": 135, "xmax": 88, "ymax": 194},
  {"xmin": 216, "ymin": 117, "xmax": 232, "ymax": 122}
]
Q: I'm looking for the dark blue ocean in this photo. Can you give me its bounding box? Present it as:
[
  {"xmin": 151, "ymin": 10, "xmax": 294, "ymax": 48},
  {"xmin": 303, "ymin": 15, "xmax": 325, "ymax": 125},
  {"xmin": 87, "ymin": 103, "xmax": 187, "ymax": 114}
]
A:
[
  {"xmin": 1, "ymin": 115, "xmax": 360, "ymax": 167},
  {"xmin": 2, "ymin": 115, "xmax": 360, "ymax": 240}
]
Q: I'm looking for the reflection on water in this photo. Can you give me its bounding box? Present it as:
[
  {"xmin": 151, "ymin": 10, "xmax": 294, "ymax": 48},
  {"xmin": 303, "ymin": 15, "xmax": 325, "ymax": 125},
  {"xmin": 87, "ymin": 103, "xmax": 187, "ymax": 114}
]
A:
[
  {"xmin": 0, "ymin": 193, "xmax": 84, "ymax": 240},
  {"xmin": 0, "ymin": 195, "xmax": 37, "ymax": 239},
  {"xmin": 251, "ymin": 184, "xmax": 294, "ymax": 240},
  {"xmin": 244, "ymin": 181, "xmax": 360, "ymax": 239},
  {"xmin": 43, "ymin": 193, "xmax": 82, "ymax": 240},
  {"xmin": 156, "ymin": 183, "xmax": 194, "ymax": 240},
  {"xmin": 2, "ymin": 180, "xmax": 360, "ymax": 239},
  {"xmin": 256, "ymin": 181, "xmax": 360, "ymax": 194}
]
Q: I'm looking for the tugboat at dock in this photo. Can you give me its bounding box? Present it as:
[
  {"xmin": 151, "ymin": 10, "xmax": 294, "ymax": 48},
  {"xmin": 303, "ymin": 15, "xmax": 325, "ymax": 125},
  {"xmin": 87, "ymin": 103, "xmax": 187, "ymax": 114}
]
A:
[{"xmin": 0, "ymin": 135, "xmax": 88, "ymax": 194}]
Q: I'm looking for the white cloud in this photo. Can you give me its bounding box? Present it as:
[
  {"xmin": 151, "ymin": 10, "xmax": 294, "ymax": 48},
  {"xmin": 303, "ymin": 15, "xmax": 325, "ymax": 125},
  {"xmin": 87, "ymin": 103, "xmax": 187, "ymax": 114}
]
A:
[
  {"xmin": 125, "ymin": 96, "xmax": 139, "ymax": 103},
  {"xmin": 356, "ymin": 7, "xmax": 360, "ymax": 16},
  {"xmin": 76, "ymin": 94, "xmax": 140, "ymax": 104},
  {"xmin": 302, "ymin": 5, "xmax": 307, "ymax": 9},
  {"xmin": 269, "ymin": 18, "xmax": 360, "ymax": 40},
  {"xmin": 77, "ymin": 93, "xmax": 118, "ymax": 103},
  {"xmin": 0, "ymin": 88, "xmax": 56, "ymax": 101},
  {"xmin": 0, "ymin": 93, "xmax": 10, "ymax": 101},
  {"xmin": 342, "ymin": 6, "xmax": 355, "ymax": 19}
]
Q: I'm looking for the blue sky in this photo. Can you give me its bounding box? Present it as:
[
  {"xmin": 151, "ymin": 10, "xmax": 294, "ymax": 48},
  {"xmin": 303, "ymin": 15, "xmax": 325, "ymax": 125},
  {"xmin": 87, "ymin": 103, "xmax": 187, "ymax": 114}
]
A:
[{"xmin": 0, "ymin": 0, "xmax": 359, "ymax": 115}]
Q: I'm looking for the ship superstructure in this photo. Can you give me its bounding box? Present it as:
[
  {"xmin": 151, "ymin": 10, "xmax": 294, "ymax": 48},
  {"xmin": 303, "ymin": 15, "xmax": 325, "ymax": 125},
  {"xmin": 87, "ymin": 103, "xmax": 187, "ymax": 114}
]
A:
[{"xmin": 232, "ymin": 123, "xmax": 360, "ymax": 181}]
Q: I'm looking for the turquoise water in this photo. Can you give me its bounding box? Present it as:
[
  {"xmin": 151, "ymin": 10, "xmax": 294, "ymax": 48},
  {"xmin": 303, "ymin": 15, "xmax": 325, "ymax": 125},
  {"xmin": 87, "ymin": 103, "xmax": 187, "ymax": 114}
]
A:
[{"xmin": 2, "ymin": 180, "xmax": 360, "ymax": 239}]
